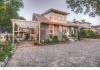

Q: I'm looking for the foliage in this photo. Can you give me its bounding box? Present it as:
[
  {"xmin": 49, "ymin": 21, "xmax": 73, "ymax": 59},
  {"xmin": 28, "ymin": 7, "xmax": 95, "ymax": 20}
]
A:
[
  {"xmin": 79, "ymin": 29, "xmax": 97, "ymax": 38},
  {"xmin": 33, "ymin": 40, "xmax": 39, "ymax": 45},
  {"xmin": 95, "ymin": 34, "xmax": 100, "ymax": 39},
  {"xmin": 0, "ymin": 1, "xmax": 6, "ymax": 12},
  {"xmin": 86, "ymin": 30, "xmax": 97, "ymax": 38},
  {"xmin": 0, "ymin": 42, "xmax": 3, "ymax": 48},
  {"xmin": 79, "ymin": 29, "xmax": 87, "ymax": 38},
  {"xmin": 66, "ymin": 0, "xmax": 100, "ymax": 17},
  {"xmin": 44, "ymin": 35, "xmax": 59, "ymax": 44},
  {"xmin": 25, "ymin": 33, "xmax": 30, "ymax": 40},
  {"xmin": 44, "ymin": 39, "xmax": 52, "ymax": 44},
  {"xmin": 52, "ymin": 36, "xmax": 59, "ymax": 43},
  {"xmin": 0, "ymin": 0, "xmax": 24, "ymax": 32},
  {"xmin": 62, "ymin": 35, "xmax": 69, "ymax": 42},
  {"xmin": 0, "ymin": 41, "xmax": 14, "ymax": 61}
]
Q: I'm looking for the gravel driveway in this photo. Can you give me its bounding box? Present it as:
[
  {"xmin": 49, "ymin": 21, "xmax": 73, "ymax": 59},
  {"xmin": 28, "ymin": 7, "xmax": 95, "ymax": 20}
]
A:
[{"xmin": 6, "ymin": 39, "xmax": 100, "ymax": 67}]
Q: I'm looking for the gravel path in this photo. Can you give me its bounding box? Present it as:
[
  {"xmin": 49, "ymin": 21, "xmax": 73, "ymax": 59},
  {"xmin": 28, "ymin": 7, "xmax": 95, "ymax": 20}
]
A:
[{"xmin": 6, "ymin": 39, "xmax": 100, "ymax": 67}]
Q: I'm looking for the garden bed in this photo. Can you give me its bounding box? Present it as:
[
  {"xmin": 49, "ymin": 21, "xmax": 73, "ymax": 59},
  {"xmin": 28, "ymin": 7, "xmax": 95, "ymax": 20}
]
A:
[
  {"xmin": 33, "ymin": 35, "xmax": 71, "ymax": 46},
  {"xmin": 0, "ymin": 41, "xmax": 14, "ymax": 67}
]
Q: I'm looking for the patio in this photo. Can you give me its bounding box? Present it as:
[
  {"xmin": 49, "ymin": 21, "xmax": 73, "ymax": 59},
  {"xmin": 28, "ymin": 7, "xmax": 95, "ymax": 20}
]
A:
[{"xmin": 6, "ymin": 39, "xmax": 100, "ymax": 67}]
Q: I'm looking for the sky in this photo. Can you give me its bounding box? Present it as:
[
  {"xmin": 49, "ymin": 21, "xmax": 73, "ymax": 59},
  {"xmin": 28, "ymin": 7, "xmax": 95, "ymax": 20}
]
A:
[{"xmin": 18, "ymin": 0, "xmax": 100, "ymax": 25}]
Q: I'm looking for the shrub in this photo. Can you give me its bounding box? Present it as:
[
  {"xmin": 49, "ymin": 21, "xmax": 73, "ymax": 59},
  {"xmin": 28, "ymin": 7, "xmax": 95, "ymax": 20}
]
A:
[
  {"xmin": 33, "ymin": 40, "xmax": 39, "ymax": 45},
  {"xmin": 44, "ymin": 35, "xmax": 59, "ymax": 44},
  {"xmin": 49, "ymin": 35, "xmax": 53, "ymax": 39},
  {"xmin": 25, "ymin": 33, "xmax": 30, "ymax": 40},
  {"xmin": 44, "ymin": 39, "xmax": 51, "ymax": 44},
  {"xmin": 0, "ymin": 42, "xmax": 3, "ymax": 52},
  {"xmin": 0, "ymin": 41, "xmax": 14, "ymax": 61},
  {"xmin": 79, "ymin": 29, "xmax": 87, "ymax": 38},
  {"xmin": 79, "ymin": 29, "xmax": 97, "ymax": 39},
  {"xmin": 52, "ymin": 36, "xmax": 59, "ymax": 43},
  {"xmin": 95, "ymin": 35, "xmax": 100, "ymax": 39},
  {"xmin": 62, "ymin": 35, "xmax": 69, "ymax": 42},
  {"xmin": 86, "ymin": 30, "xmax": 97, "ymax": 38},
  {"xmin": 0, "ymin": 42, "xmax": 3, "ymax": 48}
]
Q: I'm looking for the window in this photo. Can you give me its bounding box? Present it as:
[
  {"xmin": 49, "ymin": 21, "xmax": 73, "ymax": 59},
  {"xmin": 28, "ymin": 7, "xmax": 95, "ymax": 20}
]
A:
[
  {"xmin": 50, "ymin": 16, "xmax": 53, "ymax": 19},
  {"xmin": 60, "ymin": 16, "xmax": 65, "ymax": 21},
  {"xmin": 49, "ymin": 25, "xmax": 54, "ymax": 34}
]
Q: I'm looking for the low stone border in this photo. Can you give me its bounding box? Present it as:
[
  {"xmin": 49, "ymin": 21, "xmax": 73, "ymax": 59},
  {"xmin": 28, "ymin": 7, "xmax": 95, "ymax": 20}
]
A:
[{"xmin": 0, "ymin": 44, "xmax": 17, "ymax": 67}]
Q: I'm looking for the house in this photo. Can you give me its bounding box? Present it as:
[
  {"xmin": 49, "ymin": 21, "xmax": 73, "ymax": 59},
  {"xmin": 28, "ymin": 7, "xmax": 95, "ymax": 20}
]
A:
[
  {"xmin": 11, "ymin": 9, "xmax": 92, "ymax": 43},
  {"xmin": 72, "ymin": 19, "xmax": 91, "ymax": 30},
  {"xmin": 32, "ymin": 9, "xmax": 78, "ymax": 41},
  {"xmin": 92, "ymin": 25, "xmax": 100, "ymax": 35}
]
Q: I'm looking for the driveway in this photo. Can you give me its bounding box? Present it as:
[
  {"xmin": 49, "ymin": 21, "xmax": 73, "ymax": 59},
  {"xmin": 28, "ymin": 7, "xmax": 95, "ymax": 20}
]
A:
[{"xmin": 6, "ymin": 39, "xmax": 100, "ymax": 67}]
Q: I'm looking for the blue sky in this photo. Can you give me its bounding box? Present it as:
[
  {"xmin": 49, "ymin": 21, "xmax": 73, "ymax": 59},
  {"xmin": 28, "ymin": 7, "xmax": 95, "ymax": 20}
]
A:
[{"xmin": 18, "ymin": 0, "xmax": 100, "ymax": 25}]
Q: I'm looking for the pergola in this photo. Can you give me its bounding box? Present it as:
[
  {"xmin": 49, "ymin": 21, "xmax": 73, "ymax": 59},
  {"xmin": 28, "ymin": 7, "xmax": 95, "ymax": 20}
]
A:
[{"xmin": 11, "ymin": 19, "xmax": 40, "ymax": 46}]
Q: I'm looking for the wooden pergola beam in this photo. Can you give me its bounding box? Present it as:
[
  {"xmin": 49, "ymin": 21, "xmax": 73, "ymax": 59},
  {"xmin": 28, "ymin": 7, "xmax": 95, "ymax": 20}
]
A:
[
  {"xmin": 12, "ymin": 21, "xmax": 15, "ymax": 46},
  {"xmin": 11, "ymin": 19, "xmax": 41, "ymax": 45}
]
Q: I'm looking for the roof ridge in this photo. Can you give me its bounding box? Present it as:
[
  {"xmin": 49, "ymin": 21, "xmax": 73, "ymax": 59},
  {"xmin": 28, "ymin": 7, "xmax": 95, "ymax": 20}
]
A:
[{"xmin": 41, "ymin": 8, "xmax": 69, "ymax": 15}]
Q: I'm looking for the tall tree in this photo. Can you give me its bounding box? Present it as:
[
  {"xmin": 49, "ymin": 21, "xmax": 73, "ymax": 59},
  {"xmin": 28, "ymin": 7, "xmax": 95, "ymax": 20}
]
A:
[
  {"xmin": 0, "ymin": 0, "xmax": 24, "ymax": 32},
  {"xmin": 0, "ymin": 0, "xmax": 6, "ymax": 11},
  {"xmin": 66, "ymin": 0, "xmax": 100, "ymax": 17}
]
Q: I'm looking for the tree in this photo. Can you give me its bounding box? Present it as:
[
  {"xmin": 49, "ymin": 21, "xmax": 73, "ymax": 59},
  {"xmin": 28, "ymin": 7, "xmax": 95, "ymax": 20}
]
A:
[
  {"xmin": 0, "ymin": 0, "xmax": 24, "ymax": 32},
  {"xmin": 0, "ymin": 0, "xmax": 5, "ymax": 11},
  {"xmin": 66, "ymin": 0, "xmax": 100, "ymax": 17},
  {"xmin": 17, "ymin": 16, "xmax": 26, "ymax": 20}
]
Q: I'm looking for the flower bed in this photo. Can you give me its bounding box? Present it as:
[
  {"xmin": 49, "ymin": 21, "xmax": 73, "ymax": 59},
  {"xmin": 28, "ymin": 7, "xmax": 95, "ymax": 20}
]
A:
[
  {"xmin": 33, "ymin": 35, "xmax": 69, "ymax": 45},
  {"xmin": 0, "ymin": 41, "xmax": 14, "ymax": 62}
]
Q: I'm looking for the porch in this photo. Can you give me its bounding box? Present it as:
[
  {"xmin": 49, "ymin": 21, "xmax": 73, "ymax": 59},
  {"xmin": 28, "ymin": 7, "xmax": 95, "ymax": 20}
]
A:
[{"xmin": 40, "ymin": 23, "xmax": 78, "ymax": 41}]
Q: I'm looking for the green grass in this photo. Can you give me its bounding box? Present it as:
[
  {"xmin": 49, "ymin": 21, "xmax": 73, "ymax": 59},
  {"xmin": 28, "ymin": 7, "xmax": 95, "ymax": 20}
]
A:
[{"xmin": 0, "ymin": 41, "xmax": 14, "ymax": 61}]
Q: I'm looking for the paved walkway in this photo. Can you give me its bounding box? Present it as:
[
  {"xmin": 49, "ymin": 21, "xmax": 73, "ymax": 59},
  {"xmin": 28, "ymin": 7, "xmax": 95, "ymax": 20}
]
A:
[
  {"xmin": 6, "ymin": 39, "xmax": 100, "ymax": 67},
  {"xmin": 16, "ymin": 41, "xmax": 33, "ymax": 48}
]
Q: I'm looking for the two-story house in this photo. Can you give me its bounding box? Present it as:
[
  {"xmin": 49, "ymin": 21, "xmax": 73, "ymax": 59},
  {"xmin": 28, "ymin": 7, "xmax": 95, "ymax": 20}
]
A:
[
  {"xmin": 72, "ymin": 19, "xmax": 91, "ymax": 29},
  {"xmin": 32, "ymin": 9, "xmax": 70, "ymax": 41},
  {"xmin": 12, "ymin": 9, "xmax": 92, "ymax": 42},
  {"xmin": 92, "ymin": 25, "xmax": 100, "ymax": 35}
]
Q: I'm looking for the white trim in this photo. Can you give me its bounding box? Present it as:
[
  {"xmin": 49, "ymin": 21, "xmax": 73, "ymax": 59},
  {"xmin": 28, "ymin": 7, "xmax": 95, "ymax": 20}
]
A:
[{"xmin": 12, "ymin": 22, "xmax": 15, "ymax": 46}]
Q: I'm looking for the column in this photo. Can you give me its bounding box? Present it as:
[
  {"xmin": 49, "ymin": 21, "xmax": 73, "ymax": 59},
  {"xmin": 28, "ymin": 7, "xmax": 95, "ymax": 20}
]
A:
[{"xmin": 12, "ymin": 22, "xmax": 15, "ymax": 46}]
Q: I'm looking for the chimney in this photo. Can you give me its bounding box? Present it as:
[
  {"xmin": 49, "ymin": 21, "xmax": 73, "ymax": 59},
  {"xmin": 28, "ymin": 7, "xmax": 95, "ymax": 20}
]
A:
[{"xmin": 82, "ymin": 20, "xmax": 85, "ymax": 23}]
